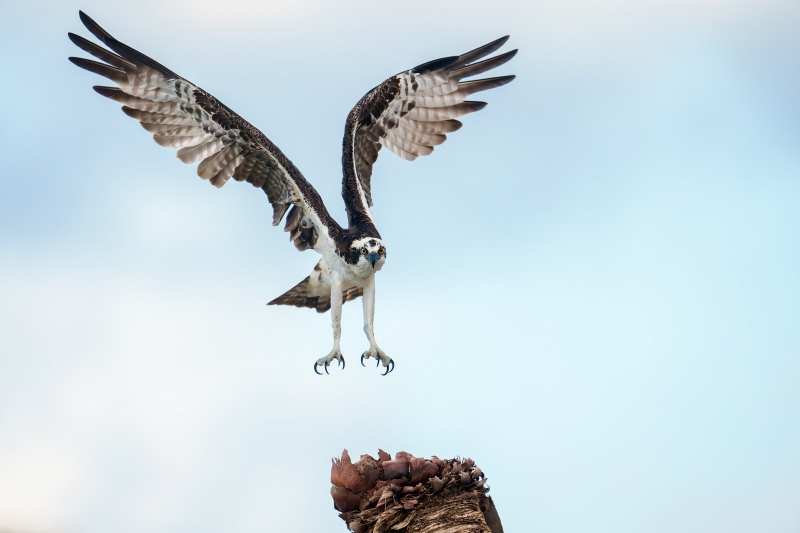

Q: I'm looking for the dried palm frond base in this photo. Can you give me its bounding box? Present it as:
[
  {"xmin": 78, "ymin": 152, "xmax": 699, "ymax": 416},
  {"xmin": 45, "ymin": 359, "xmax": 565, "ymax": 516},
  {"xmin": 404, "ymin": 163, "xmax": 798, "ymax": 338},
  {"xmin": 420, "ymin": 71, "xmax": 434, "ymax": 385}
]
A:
[{"xmin": 331, "ymin": 450, "xmax": 503, "ymax": 533}]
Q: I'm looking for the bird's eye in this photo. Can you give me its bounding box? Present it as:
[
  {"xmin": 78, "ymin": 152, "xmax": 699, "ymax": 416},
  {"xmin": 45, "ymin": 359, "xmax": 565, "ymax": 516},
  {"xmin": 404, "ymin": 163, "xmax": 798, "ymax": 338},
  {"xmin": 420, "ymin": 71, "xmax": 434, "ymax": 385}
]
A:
[
  {"xmin": 379, "ymin": 247, "xmax": 385, "ymax": 255},
  {"xmin": 361, "ymin": 248, "xmax": 367, "ymax": 255}
]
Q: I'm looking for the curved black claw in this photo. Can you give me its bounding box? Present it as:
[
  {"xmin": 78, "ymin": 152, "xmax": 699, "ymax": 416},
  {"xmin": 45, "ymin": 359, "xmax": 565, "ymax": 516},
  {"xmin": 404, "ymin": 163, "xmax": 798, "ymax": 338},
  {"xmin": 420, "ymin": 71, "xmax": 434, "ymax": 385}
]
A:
[
  {"xmin": 361, "ymin": 353, "xmax": 367, "ymax": 367},
  {"xmin": 376, "ymin": 357, "xmax": 380, "ymax": 367},
  {"xmin": 324, "ymin": 361, "xmax": 330, "ymax": 374},
  {"xmin": 314, "ymin": 361, "xmax": 322, "ymax": 375},
  {"xmin": 381, "ymin": 359, "xmax": 395, "ymax": 376},
  {"xmin": 340, "ymin": 356, "xmax": 345, "ymax": 370}
]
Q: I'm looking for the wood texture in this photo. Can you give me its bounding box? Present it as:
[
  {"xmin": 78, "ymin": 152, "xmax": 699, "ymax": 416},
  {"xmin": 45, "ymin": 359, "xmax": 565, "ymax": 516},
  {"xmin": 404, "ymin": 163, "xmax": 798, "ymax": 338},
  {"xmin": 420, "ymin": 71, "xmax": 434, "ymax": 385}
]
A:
[{"xmin": 331, "ymin": 450, "xmax": 503, "ymax": 533}]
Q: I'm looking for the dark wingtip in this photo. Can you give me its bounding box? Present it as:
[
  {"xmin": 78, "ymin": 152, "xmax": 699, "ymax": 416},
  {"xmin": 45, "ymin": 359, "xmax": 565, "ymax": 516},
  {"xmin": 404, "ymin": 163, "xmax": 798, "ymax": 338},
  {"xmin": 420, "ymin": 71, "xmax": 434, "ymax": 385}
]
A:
[
  {"xmin": 92, "ymin": 85, "xmax": 117, "ymax": 97},
  {"xmin": 454, "ymin": 36, "xmax": 513, "ymax": 69},
  {"xmin": 79, "ymin": 11, "xmax": 117, "ymax": 45},
  {"xmin": 412, "ymin": 55, "xmax": 460, "ymax": 74},
  {"xmin": 494, "ymin": 35, "xmax": 511, "ymax": 47},
  {"xmin": 78, "ymin": 10, "xmax": 95, "ymax": 30},
  {"xmin": 120, "ymin": 106, "xmax": 138, "ymax": 118},
  {"xmin": 68, "ymin": 31, "xmax": 98, "ymax": 51}
]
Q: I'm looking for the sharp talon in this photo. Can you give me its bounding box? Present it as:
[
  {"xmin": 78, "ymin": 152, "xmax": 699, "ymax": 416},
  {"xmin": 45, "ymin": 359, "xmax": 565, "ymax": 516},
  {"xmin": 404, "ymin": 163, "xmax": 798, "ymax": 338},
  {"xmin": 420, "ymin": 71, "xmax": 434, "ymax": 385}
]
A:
[
  {"xmin": 361, "ymin": 353, "xmax": 366, "ymax": 367},
  {"xmin": 324, "ymin": 361, "xmax": 329, "ymax": 374},
  {"xmin": 314, "ymin": 362, "xmax": 322, "ymax": 375},
  {"xmin": 381, "ymin": 361, "xmax": 392, "ymax": 376},
  {"xmin": 388, "ymin": 359, "xmax": 394, "ymax": 374},
  {"xmin": 376, "ymin": 358, "xmax": 380, "ymax": 367},
  {"xmin": 340, "ymin": 356, "xmax": 345, "ymax": 369}
]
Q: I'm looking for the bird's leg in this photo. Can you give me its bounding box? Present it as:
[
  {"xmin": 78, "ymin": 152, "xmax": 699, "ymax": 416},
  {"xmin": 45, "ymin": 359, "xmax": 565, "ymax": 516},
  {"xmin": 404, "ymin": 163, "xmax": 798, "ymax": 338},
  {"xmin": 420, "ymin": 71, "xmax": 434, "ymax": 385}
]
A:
[
  {"xmin": 360, "ymin": 276, "xmax": 394, "ymax": 374},
  {"xmin": 314, "ymin": 272, "xmax": 345, "ymax": 374}
]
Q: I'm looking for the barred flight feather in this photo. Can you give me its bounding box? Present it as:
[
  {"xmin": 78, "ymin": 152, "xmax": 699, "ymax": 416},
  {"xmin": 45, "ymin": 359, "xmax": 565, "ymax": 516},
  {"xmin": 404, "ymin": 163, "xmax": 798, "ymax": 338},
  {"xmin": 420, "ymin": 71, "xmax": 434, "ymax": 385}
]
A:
[
  {"xmin": 69, "ymin": 57, "xmax": 128, "ymax": 84},
  {"xmin": 449, "ymin": 50, "xmax": 518, "ymax": 80},
  {"xmin": 383, "ymin": 133, "xmax": 434, "ymax": 156},
  {"xmin": 400, "ymin": 119, "xmax": 462, "ymax": 134},
  {"xmin": 232, "ymin": 154, "xmax": 256, "ymax": 182},
  {"xmin": 405, "ymin": 101, "xmax": 486, "ymax": 122},
  {"xmin": 209, "ymin": 153, "xmax": 245, "ymax": 188},
  {"xmin": 392, "ymin": 127, "xmax": 446, "ymax": 146},
  {"xmin": 121, "ymin": 107, "xmax": 195, "ymax": 125},
  {"xmin": 177, "ymin": 139, "xmax": 224, "ymax": 163},
  {"xmin": 382, "ymin": 141, "xmax": 418, "ymax": 161},
  {"xmin": 153, "ymin": 132, "xmax": 213, "ymax": 149},
  {"xmin": 69, "ymin": 33, "xmax": 136, "ymax": 71}
]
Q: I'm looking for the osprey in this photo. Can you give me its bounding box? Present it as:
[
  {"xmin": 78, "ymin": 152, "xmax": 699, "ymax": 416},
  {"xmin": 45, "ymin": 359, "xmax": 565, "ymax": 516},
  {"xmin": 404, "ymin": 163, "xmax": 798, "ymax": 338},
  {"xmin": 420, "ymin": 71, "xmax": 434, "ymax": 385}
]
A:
[{"xmin": 68, "ymin": 11, "xmax": 516, "ymax": 375}]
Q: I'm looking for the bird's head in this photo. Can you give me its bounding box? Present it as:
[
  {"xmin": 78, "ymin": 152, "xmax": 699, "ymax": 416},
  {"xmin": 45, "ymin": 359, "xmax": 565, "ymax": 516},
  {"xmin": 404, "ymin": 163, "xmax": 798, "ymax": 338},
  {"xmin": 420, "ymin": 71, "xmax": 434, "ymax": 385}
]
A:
[{"xmin": 348, "ymin": 237, "xmax": 387, "ymax": 272}]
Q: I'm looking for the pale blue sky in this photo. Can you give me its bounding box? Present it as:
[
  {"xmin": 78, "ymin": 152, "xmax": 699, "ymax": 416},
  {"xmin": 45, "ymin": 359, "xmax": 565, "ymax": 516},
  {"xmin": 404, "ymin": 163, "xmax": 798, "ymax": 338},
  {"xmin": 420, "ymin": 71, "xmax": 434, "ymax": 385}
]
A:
[{"xmin": 1, "ymin": 0, "xmax": 799, "ymax": 532}]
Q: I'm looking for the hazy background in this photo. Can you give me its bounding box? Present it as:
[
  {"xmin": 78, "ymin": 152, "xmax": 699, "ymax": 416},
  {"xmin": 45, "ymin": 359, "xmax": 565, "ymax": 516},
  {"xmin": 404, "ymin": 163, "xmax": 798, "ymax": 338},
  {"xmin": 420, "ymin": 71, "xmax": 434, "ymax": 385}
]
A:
[{"xmin": 1, "ymin": 0, "xmax": 799, "ymax": 531}]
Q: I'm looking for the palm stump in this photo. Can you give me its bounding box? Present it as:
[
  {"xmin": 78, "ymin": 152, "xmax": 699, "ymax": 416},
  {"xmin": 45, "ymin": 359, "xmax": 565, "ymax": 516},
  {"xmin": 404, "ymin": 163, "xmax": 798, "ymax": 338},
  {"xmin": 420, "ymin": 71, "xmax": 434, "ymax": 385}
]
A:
[{"xmin": 331, "ymin": 451, "xmax": 503, "ymax": 533}]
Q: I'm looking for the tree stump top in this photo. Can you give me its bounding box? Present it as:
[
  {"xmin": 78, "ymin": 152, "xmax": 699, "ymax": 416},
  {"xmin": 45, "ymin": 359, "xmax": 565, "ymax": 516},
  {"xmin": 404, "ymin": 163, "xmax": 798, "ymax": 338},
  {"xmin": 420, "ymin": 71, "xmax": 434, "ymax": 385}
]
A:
[{"xmin": 331, "ymin": 450, "xmax": 503, "ymax": 533}]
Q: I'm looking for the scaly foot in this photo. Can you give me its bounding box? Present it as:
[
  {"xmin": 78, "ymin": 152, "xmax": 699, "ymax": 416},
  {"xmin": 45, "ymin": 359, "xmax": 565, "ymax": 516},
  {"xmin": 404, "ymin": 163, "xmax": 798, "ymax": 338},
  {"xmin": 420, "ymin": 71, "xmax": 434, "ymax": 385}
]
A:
[
  {"xmin": 360, "ymin": 346, "xmax": 394, "ymax": 375},
  {"xmin": 314, "ymin": 349, "xmax": 345, "ymax": 375}
]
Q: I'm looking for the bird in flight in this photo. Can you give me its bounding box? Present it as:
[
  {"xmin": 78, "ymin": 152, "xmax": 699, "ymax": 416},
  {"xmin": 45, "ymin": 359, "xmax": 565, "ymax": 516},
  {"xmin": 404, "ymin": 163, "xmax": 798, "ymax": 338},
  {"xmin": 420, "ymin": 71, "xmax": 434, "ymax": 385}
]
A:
[{"xmin": 68, "ymin": 11, "xmax": 516, "ymax": 375}]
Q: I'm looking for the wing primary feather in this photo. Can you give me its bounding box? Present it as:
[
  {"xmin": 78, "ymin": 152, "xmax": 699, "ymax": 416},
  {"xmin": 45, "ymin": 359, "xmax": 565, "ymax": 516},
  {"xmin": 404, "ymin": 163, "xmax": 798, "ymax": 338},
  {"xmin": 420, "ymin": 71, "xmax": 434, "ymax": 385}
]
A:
[
  {"xmin": 406, "ymin": 101, "xmax": 487, "ymax": 121},
  {"xmin": 458, "ymin": 75, "xmax": 517, "ymax": 95},
  {"xmin": 78, "ymin": 11, "xmax": 182, "ymax": 80},
  {"xmin": 68, "ymin": 33, "xmax": 136, "ymax": 71},
  {"xmin": 93, "ymin": 86, "xmax": 183, "ymax": 114},
  {"xmin": 69, "ymin": 57, "xmax": 128, "ymax": 84},
  {"xmin": 449, "ymin": 50, "xmax": 518, "ymax": 80},
  {"xmin": 93, "ymin": 85, "xmax": 124, "ymax": 99},
  {"xmin": 453, "ymin": 36, "xmax": 510, "ymax": 68}
]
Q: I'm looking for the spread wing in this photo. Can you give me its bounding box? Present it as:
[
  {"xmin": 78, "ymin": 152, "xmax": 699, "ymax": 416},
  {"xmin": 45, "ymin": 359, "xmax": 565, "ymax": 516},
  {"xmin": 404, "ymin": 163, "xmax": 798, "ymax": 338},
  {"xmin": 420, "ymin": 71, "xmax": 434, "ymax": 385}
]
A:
[
  {"xmin": 344, "ymin": 37, "xmax": 517, "ymax": 208},
  {"xmin": 68, "ymin": 11, "xmax": 340, "ymax": 252}
]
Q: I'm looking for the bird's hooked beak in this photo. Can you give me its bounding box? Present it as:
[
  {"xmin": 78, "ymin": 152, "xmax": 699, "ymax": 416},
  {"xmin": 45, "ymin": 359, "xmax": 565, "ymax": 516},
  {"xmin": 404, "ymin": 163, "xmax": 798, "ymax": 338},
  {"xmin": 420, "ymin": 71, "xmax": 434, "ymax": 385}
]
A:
[{"xmin": 367, "ymin": 252, "xmax": 379, "ymax": 268}]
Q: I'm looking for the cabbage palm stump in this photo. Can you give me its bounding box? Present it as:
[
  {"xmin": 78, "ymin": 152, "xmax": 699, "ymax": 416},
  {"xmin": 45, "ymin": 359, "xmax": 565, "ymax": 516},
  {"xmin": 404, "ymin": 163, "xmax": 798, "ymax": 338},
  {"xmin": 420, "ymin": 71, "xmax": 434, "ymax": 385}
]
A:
[{"xmin": 331, "ymin": 451, "xmax": 504, "ymax": 533}]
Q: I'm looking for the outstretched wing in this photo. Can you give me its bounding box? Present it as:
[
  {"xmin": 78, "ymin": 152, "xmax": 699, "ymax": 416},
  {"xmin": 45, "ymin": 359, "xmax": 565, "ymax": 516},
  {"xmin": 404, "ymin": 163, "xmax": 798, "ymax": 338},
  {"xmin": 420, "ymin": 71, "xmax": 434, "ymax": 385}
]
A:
[
  {"xmin": 344, "ymin": 37, "xmax": 517, "ymax": 208},
  {"xmin": 69, "ymin": 11, "xmax": 340, "ymax": 252}
]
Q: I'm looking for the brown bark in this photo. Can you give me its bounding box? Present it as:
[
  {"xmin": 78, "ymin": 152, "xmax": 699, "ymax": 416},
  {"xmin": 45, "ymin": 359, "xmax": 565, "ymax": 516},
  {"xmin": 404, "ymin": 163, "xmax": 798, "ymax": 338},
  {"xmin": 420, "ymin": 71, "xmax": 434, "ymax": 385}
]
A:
[{"xmin": 331, "ymin": 450, "xmax": 503, "ymax": 533}]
